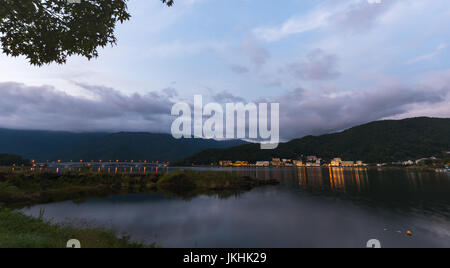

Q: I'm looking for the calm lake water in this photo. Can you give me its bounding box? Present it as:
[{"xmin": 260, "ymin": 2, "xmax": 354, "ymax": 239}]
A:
[{"xmin": 21, "ymin": 167, "xmax": 450, "ymax": 248}]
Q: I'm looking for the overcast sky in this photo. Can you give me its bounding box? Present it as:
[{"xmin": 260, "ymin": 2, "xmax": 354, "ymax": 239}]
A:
[{"xmin": 0, "ymin": 0, "xmax": 449, "ymax": 140}]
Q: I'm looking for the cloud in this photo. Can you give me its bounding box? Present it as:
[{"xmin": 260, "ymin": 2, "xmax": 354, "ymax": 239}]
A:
[
  {"xmin": 212, "ymin": 92, "xmax": 247, "ymax": 103},
  {"xmin": 269, "ymin": 71, "xmax": 450, "ymax": 139},
  {"xmin": 253, "ymin": 0, "xmax": 393, "ymax": 42},
  {"xmin": 285, "ymin": 49, "xmax": 340, "ymax": 81},
  {"xmin": 241, "ymin": 39, "xmax": 271, "ymax": 67},
  {"xmin": 230, "ymin": 64, "xmax": 250, "ymax": 74},
  {"xmin": 138, "ymin": 40, "xmax": 230, "ymax": 59},
  {"xmin": 406, "ymin": 43, "xmax": 448, "ymax": 65},
  {"xmin": 331, "ymin": 0, "xmax": 392, "ymax": 33},
  {"xmin": 253, "ymin": 7, "xmax": 330, "ymax": 42},
  {"xmin": 0, "ymin": 82, "xmax": 176, "ymax": 133},
  {"xmin": 1, "ymin": 69, "xmax": 449, "ymax": 142}
]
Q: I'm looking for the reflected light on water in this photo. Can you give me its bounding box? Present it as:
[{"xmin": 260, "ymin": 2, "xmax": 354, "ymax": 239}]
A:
[{"xmin": 20, "ymin": 167, "xmax": 450, "ymax": 248}]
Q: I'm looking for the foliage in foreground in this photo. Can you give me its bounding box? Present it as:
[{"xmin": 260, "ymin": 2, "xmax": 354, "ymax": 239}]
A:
[
  {"xmin": 0, "ymin": 0, "xmax": 174, "ymax": 66},
  {"xmin": 156, "ymin": 170, "xmax": 279, "ymax": 199},
  {"xmin": 158, "ymin": 169, "xmax": 271, "ymax": 189},
  {"xmin": 0, "ymin": 169, "xmax": 278, "ymax": 205},
  {"xmin": 0, "ymin": 170, "xmax": 160, "ymax": 206},
  {"xmin": 0, "ymin": 169, "xmax": 279, "ymax": 247},
  {"xmin": 0, "ymin": 207, "xmax": 151, "ymax": 248}
]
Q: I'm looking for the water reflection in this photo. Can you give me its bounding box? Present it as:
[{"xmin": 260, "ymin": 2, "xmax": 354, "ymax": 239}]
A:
[
  {"xmin": 20, "ymin": 167, "xmax": 450, "ymax": 248},
  {"xmin": 43, "ymin": 165, "xmax": 170, "ymax": 175},
  {"xmin": 223, "ymin": 167, "xmax": 448, "ymax": 195}
]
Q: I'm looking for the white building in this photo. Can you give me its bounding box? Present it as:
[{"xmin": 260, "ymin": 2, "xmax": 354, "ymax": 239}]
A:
[
  {"xmin": 256, "ymin": 161, "xmax": 270, "ymax": 167},
  {"xmin": 403, "ymin": 160, "xmax": 414, "ymax": 166}
]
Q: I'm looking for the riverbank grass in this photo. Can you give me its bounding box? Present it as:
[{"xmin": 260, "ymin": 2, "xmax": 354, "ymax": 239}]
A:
[
  {"xmin": 158, "ymin": 169, "xmax": 277, "ymax": 190},
  {"xmin": 0, "ymin": 207, "xmax": 150, "ymax": 248},
  {"xmin": 0, "ymin": 169, "xmax": 279, "ymax": 205}
]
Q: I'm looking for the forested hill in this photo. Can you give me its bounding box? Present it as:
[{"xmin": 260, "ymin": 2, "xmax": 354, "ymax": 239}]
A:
[
  {"xmin": 179, "ymin": 117, "xmax": 450, "ymax": 165},
  {"xmin": 0, "ymin": 129, "xmax": 246, "ymax": 162}
]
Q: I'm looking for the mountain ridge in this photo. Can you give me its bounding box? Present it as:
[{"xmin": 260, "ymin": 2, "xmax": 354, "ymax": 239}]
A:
[
  {"xmin": 178, "ymin": 117, "xmax": 450, "ymax": 164},
  {"xmin": 0, "ymin": 129, "xmax": 247, "ymax": 162}
]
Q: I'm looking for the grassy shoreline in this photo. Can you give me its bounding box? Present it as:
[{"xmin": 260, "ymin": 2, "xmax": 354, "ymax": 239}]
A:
[
  {"xmin": 0, "ymin": 169, "xmax": 278, "ymax": 206},
  {"xmin": 0, "ymin": 169, "xmax": 278, "ymax": 248},
  {"xmin": 0, "ymin": 171, "xmax": 158, "ymax": 207},
  {"xmin": 0, "ymin": 207, "xmax": 153, "ymax": 248}
]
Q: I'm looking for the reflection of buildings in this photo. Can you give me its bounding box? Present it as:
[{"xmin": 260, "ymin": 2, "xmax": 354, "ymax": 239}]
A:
[
  {"xmin": 328, "ymin": 167, "xmax": 369, "ymax": 193},
  {"xmin": 226, "ymin": 165, "xmax": 370, "ymax": 194},
  {"xmin": 329, "ymin": 167, "xmax": 344, "ymax": 191}
]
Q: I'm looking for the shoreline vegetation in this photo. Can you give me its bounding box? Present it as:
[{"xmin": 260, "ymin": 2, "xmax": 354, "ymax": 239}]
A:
[
  {"xmin": 0, "ymin": 169, "xmax": 279, "ymax": 206},
  {"xmin": 0, "ymin": 207, "xmax": 152, "ymax": 248},
  {"xmin": 0, "ymin": 168, "xmax": 279, "ymax": 248}
]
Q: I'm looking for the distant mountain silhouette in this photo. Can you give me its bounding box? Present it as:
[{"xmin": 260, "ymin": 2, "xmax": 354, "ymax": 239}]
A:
[
  {"xmin": 179, "ymin": 117, "xmax": 450, "ymax": 165},
  {"xmin": 0, "ymin": 154, "xmax": 31, "ymax": 166},
  {"xmin": 0, "ymin": 129, "xmax": 247, "ymax": 162}
]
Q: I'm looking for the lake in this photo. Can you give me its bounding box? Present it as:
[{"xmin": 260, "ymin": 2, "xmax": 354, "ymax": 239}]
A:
[{"xmin": 21, "ymin": 167, "xmax": 450, "ymax": 248}]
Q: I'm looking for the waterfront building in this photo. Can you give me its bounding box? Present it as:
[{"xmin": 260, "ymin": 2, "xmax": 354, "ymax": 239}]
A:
[
  {"xmin": 341, "ymin": 161, "xmax": 355, "ymax": 167},
  {"xmin": 219, "ymin": 161, "xmax": 233, "ymax": 167},
  {"xmin": 282, "ymin": 159, "xmax": 293, "ymax": 166},
  {"xmin": 271, "ymin": 158, "xmax": 283, "ymax": 167},
  {"xmin": 233, "ymin": 161, "xmax": 249, "ymax": 167},
  {"xmin": 330, "ymin": 158, "xmax": 342, "ymax": 167},
  {"xmin": 403, "ymin": 160, "xmax": 414, "ymax": 166},
  {"xmin": 416, "ymin": 157, "xmax": 438, "ymax": 165},
  {"xmin": 293, "ymin": 160, "xmax": 303, "ymax": 167},
  {"xmin": 256, "ymin": 161, "xmax": 270, "ymax": 167}
]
